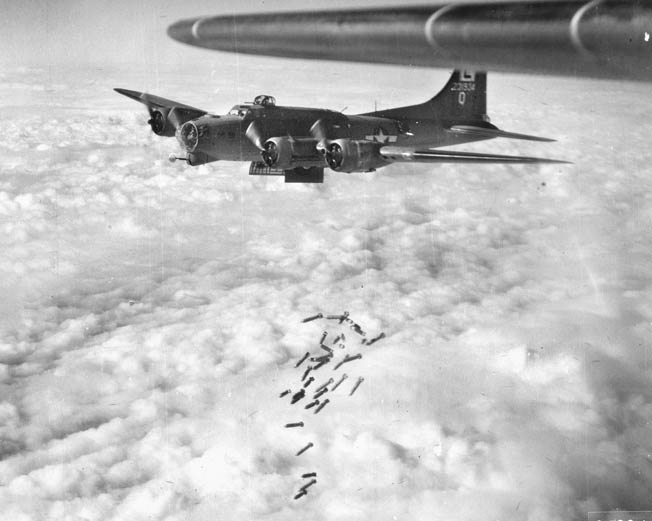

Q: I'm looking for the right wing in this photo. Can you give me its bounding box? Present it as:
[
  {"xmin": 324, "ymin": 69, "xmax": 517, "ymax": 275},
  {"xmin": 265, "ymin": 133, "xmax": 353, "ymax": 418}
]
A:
[
  {"xmin": 379, "ymin": 146, "xmax": 569, "ymax": 165},
  {"xmin": 114, "ymin": 88, "xmax": 207, "ymax": 137},
  {"xmin": 114, "ymin": 88, "xmax": 206, "ymax": 116}
]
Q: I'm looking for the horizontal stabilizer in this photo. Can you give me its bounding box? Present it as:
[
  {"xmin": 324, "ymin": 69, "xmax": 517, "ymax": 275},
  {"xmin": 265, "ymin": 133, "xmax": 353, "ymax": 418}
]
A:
[
  {"xmin": 449, "ymin": 125, "xmax": 555, "ymax": 142},
  {"xmin": 380, "ymin": 146, "xmax": 569, "ymax": 164},
  {"xmin": 114, "ymin": 88, "xmax": 207, "ymax": 117}
]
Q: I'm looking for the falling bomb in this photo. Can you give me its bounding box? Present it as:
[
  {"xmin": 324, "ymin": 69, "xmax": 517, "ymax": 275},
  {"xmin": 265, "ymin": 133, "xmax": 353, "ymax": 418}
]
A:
[
  {"xmin": 314, "ymin": 399, "xmax": 330, "ymax": 414},
  {"xmin": 352, "ymin": 323, "xmax": 365, "ymax": 335},
  {"xmin": 291, "ymin": 389, "xmax": 306, "ymax": 404},
  {"xmin": 296, "ymin": 442, "xmax": 314, "ymax": 456},
  {"xmin": 350, "ymin": 377, "xmax": 364, "ymax": 396},
  {"xmin": 315, "ymin": 378, "xmax": 334, "ymax": 393},
  {"xmin": 310, "ymin": 354, "xmax": 332, "ymax": 363},
  {"xmin": 365, "ymin": 332, "xmax": 386, "ymax": 346},
  {"xmin": 300, "ymin": 479, "xmax": 317, "ymax": 492},
  {"xmin": 295, "ymin": 352, "xmax": 310, "ymax": 368},
  {"xmin": 331, "ymin": 373, "xmax": 348, "ymax": 391},
  {"xmin": 334, "ymin": 353, "xmax": 362, "ymax": 370},
  {"xmin": 302, "ymin": 313, "xmax": 323, "ymax": 323},
  {"xmin": 313, "ymin": 358, "xmax": 330, "ymax": 370}
]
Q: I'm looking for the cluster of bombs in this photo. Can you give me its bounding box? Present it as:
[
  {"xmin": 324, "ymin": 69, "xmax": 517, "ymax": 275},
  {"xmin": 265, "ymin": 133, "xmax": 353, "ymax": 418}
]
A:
[{"xmin": 280, "ymin": 312, "xmax": 385, "ymax": 500}]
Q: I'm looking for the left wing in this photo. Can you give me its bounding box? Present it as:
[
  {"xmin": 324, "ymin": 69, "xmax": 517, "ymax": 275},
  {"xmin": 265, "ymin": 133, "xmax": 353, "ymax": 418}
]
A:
[{"xmin": 379, "ymin": 146, "xmax": 568, "ymax": 164}]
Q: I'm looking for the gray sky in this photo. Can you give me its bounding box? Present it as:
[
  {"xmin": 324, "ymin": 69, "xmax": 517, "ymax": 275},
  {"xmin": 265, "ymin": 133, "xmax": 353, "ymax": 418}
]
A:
[{"xmin": 0, "ymin": 0, "xmax": 451, "ymax": 68}]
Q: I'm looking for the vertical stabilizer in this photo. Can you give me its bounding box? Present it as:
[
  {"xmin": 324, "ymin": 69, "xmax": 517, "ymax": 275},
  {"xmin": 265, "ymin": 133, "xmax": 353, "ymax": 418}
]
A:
[
  {"xmin": 366, "ymin": 69, "xmax": 489, "ymax": 124},
  {"xmin": 427, "ymin": 70, "xmax": 487, "ymax": 122}
]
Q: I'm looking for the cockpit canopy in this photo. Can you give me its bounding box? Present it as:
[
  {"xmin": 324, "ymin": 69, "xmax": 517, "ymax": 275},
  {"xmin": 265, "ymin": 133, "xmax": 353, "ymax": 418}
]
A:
[
  {"xmin": 227, "ymin": 95, "xmax": 276, "ymax": 117},
  {"xmin": 228, "ymin": 106, "xmax": 251, "ymax": 117},
  {"xmin": 253, "ymin": 95, "xmax": 276, "ymax": 106}
]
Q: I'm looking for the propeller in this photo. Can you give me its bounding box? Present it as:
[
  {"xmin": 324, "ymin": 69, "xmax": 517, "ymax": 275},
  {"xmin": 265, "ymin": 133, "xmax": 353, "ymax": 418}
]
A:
[
  {"xmin": 245, "ymin": 120, "xmax": 265, "ymax": 150},
  {"xmin": 261, "ymin": 141, "xmax": 279, "ymax": 167},
  {"xmin": 325, "ymin": 142, "xmax": 344, "ymax": 169},
  {"xmin": 148, "ymin": 110, "xmax": 166, "ymax": 134}
]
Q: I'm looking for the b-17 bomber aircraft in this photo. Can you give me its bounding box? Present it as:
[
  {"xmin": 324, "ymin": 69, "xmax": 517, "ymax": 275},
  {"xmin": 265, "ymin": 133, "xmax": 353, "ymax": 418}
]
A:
[{"xmin": 115, "ymin": 70, "xmax": 565, "ymax": 183}]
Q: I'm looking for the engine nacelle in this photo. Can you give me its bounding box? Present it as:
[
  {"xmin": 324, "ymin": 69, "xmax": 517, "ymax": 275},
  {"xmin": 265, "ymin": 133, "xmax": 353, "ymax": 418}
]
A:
[
  {"xmin": 261, "ymin": 137, "xmax": 321, "ymax": 170},
  {"xmin": 177, "ymin": 118, "xmax": 223, "ymax": 154},
  {"xmin": 151, "ymin": 107, "xmax": 210, "ymax": 138},
  {"xmin": 323, "ymin": 139, "xmax": 386, "ymax": 173},
  {"xmin": 148, "ymin": 109, "xmax": 175, "ymax": 137},
  {"xmin": 175, "ymin": 118, "xmax": 226, "ymax": 166}
]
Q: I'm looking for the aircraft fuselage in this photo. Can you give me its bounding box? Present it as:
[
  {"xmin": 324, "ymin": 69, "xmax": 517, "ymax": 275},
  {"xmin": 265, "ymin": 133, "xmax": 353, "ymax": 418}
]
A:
[
  {"xmin": 116, "ymin": 70, "xmax": 563, "ymax": 183},
  {"xmin": 180, "ymin": 103, "xmax": 478, "ymax": 164}
]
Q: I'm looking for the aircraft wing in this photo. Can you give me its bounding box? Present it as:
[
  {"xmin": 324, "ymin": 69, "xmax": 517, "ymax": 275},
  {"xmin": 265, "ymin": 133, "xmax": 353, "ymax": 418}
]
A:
[
  {"xmin": 114, "ymin": 88, "xmax": 207, "ymax": 137},
  {"xmin": 379, "ymin": 146, "xmax": 569, "ymax": 165},
  {"xmin": 114, "ymin": 88, "xmax": 206, "ymax": 115},
  {"xmin": 167, "ymin": 1, "xmax": 652, "ymax": 82},
  {"xmin": 448, "ymin": 125, "xmax": 556, "ymax": 143}
]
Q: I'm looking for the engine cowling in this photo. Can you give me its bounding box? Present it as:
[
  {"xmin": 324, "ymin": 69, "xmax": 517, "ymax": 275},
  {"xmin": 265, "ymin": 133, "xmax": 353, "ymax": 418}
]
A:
[
  {"xmin": 148, "ymin": 109, "xmax": 176, "ymax": 137},
  {"xmin": 175, "ymin": 118, "xmax": 220, "ymax": 166},
  {"xmin": 323, "ymin": 139, "xmax": 386, "ymax": 173},
  {"xmin": 261, "ymin": 137, "xmax": 321, "ymax": 170}
]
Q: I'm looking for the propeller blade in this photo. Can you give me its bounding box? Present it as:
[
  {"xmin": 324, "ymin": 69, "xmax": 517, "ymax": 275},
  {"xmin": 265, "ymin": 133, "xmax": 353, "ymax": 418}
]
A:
[
  {"xmin": 309, "ymin": 118, "xmax": 328, "ymax": 140},
  {"xmin": 246, "ymin": 120, "xmax": 265, "ymax": 150}
]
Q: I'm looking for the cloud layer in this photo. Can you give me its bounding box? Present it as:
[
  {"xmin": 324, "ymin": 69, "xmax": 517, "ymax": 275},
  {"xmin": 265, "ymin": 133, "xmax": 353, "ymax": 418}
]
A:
[{"xmin": 0, "ymin": 66, "xmax": 651, "ymax": 521}]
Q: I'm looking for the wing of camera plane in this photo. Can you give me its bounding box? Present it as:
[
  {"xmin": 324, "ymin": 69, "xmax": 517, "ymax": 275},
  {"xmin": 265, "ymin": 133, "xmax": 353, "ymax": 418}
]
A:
[
  {"xmin": 379, "ymin": 146, "xmax": 569, "ymax": 165},
  {"xmin": 167, "ymin": 1, "xmax": 652, "ymax": 82}
]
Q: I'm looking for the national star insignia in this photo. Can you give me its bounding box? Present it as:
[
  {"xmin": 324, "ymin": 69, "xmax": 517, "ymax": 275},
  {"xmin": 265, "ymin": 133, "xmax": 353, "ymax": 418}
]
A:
[{"xmin": 365, "ymin": 128, "xmax": 398, "ymax": 143}]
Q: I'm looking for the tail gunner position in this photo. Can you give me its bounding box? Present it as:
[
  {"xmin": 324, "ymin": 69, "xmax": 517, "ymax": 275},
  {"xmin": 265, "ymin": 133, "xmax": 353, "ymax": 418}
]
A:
[{"xmin": 116, "ymin": 70, "xmax": 565, "ymax": 183}]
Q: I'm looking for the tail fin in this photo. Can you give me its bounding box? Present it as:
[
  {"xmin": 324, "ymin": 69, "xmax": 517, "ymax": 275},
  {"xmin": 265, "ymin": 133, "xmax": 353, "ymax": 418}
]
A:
[
  {"xmin": 367, "ymin": 69, "xmax": 489, "ymax": 124},
  {"xmin": 427, "ymin": 70, "xmax": 488, "ymax": 123}
]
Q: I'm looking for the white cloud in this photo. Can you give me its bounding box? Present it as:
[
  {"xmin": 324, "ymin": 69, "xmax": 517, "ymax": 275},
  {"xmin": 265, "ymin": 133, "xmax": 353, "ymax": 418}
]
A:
[{"xmin": 0, "ymin": 66, "xmax": 651, "ymax": 521}]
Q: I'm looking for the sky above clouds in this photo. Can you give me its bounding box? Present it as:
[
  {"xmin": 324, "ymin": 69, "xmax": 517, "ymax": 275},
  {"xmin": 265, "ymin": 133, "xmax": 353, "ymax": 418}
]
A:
[
  {"xmin": 0, "ymin": 0, "xmax": 453, "ymax": 68},
  {"xmin": 1, "ymin": 1, "xmax": 652, "ymax": 520}
]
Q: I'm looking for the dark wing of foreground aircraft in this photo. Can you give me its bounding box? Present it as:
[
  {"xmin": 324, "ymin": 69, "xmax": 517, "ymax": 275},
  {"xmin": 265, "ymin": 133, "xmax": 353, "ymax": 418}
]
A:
[
  {"xmin": 167, "ymin": 1, "xmax": 652, "ymax": 82},
  {"xmin": 116, "ymin": 70, "xmax": 566, "ymax": 184}
]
